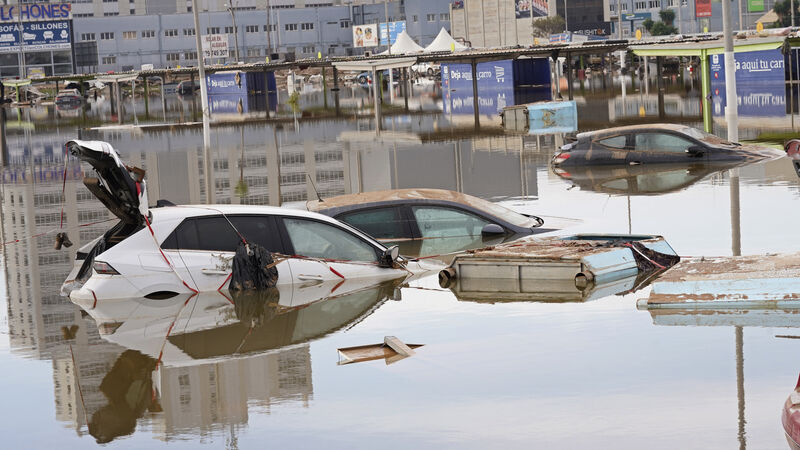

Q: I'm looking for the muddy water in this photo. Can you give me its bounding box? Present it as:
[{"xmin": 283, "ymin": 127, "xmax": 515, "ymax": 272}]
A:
[{"xmin": 2, "ymin": 76, "xmax": 800, "ymax": 448}]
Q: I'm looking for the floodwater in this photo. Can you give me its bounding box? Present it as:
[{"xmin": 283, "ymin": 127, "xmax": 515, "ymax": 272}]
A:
[{"xmin": 2, "ymin": 72, "xmax": 800, "ymax": 448}]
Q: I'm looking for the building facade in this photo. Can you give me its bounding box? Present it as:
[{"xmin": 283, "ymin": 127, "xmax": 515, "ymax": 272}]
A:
[{"xmin": 71, "ymin": 0, "xmax": 451, "ymax": 72}]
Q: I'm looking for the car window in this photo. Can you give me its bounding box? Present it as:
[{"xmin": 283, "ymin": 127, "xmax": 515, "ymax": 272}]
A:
[
  {"xmin": 634, "ymin": 133, "xmax": 694, "ymax": 153},
  {"xmin": 162, "ymin": 215, "xmax": 282, "ymax": 252},
  {"xmin": 597, "ymin": 135, "xmax": 627, "ymax": 149},
  {"xmin": 337, "ymin": 207, "xmax": 409, "ymax": 239},
  {"xmin": 283, "ymin": 217, "xmax": 379, "ymax": 262},
  {"xmin": 411, "ymin": 206, "xmax": 489, "ymax": 238}
]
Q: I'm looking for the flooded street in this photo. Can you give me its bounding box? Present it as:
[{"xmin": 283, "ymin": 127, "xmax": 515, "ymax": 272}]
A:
[{"xmin": 3, "ymin": 75, "xmax": 800, "ymax": 448}]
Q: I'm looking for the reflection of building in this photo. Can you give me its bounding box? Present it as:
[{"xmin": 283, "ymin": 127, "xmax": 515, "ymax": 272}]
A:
[{"xmin": 157, "ymin": 346, "xmax": 312, "ymax": 439}]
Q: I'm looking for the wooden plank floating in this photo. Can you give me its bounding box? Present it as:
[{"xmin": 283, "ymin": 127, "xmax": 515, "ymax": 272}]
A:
[{"xmin": 338, "ymin": 340, "xmax": 423, "ymax": 366}]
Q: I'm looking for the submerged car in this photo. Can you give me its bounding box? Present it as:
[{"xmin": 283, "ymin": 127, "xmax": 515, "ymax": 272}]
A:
[
  {"xmin": 305, "ymin": 189, "xmax": 548, "ymax": 257},
  {"xmin": 552, "ymin": 124, "xmax": 783, "ymax": 167},
  {"xmin": 62, "ymin": 140, "xmax": 437, "ymax": 303},
  {"xmin": 54, "ymin": 88, "xmax": 82, "ymax": 107}
]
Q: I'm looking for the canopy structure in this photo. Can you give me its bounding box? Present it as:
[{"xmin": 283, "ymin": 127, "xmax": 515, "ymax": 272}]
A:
[
  {"xmin": 757, "ymin": 9, "xmax": 779, "ymax": 24},
  {"xmin": 424, "ymin": 28, "xmax": 468, "ymax": 53},
  {"xmin": 379, "ymin": 31, "xmax": 424, "ymax": 55}
]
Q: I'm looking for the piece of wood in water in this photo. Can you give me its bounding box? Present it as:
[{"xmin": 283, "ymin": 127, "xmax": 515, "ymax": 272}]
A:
[
  {"xmin": 337, "ymin": 343, "xmax": 423, "ymax": 365},
  {"xmin": 384, "ymin": 336, "xmax": 415, "ymax": 357}
]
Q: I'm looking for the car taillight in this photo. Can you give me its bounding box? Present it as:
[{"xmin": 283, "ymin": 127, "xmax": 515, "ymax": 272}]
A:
[
  {"xmin": 553, "ymin": 153, "xmax": 571, "ymax": 164},
  {"xmin": 93, "ymin": 261, "xmax": 120, "ymax": 275}
]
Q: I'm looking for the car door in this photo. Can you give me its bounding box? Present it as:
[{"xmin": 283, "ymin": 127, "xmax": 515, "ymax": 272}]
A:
[
  {"xmin": 164, "ymin": 215, "xmax": 292, "ymax": 292},
  {"xmin": 627, "ymin": 132, "xmax": 705, "ymax": 164},
  {"xmin": 589, "ymin": 134, "xmax": 631, "ymax": 164},
  {"xmin": 278, "ymin": 216, "xmax": 403, "ymax": 285}
]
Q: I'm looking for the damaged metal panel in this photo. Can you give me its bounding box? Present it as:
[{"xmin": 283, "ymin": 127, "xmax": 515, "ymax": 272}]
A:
[
  {"xmin": 640, "ymin": 253, "xmax": 800, "ymax": 309},
  {"xmin": 443, "ymin": 234, "xmax": 677, "ymax": 286}
]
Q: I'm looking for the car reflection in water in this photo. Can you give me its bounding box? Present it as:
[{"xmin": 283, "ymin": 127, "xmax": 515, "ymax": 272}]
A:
[
  {"xmin": 552, "ymin": 162, "xmax": 745, "ymax": 196},
  {"xmin": 79, "ymin": 278, "xmax": 403, "ymax": 443}
]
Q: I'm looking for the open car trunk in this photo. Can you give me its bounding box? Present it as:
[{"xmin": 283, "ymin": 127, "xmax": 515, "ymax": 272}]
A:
[{"xmin": 65, "ymin": 140, "xmax": 148, "ymax": 287}]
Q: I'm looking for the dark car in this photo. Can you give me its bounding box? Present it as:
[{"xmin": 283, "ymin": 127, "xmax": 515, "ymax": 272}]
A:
[
  {"xmin": 552, "ymin": 124, "xmax": 783, "ymax": 167},
  {"xmin": 176, "ymin": 80, "xmax": 200, "ymax": 96},
  {"xmin": 305, "ymin": 189, "xmax": 548, "ymax": 257}
]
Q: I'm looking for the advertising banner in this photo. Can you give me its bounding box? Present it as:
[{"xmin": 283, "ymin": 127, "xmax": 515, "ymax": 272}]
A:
[
  {"xmin": 709, "ymin": 49, "xmax": 785, "ymax": 83},
  {"xmin": 378, "ymin": 21, "xmax": 406, "ymax": 46},
  {"xmin": 696, "ymin": 0, "xmax": 712, "ymax": 18},
  {"xmin": 515, "ymin": 0, "xmax": 531, "ymax": 18},
  {"xmin": 0, "ymin": 20, "xmax": 71, "ymax": 53},
  {"xmin": 352, "ymin": 24, "xmax": 378, "ymax": 48},
  {"xmin": 442, "ymin": 60, "xmax": 515, "ymax": 117},
  {"xmin": 0, "ymin": 3, "xmax": 71, "ymax": 23},
  {"xmin": 712, "ymin": 83, "xmax": 785, "ymax": 118},
  {"xmin": 747, "ymin": 0, "xmax": 764, "ymax": 13},
  {"xmin": 201, "ymin": 34, "xmax": 229, "ymax": 59},
  {"xmin": 531, "ymin": 0, "xmax": 548, "ymax": 17}
]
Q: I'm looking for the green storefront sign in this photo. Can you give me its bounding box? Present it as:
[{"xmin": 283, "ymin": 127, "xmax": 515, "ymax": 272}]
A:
[{"xmin": 748, "ymin": 0, "xmax": 764, "ymax": 13}]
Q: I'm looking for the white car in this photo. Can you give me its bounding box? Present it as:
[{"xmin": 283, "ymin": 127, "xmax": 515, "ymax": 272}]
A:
[{"xmin": 63, "ymin": 140, "xmax": 438, "ymax": 304}]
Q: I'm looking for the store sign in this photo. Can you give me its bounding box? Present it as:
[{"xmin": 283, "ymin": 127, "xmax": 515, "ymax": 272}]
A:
[
  {"xmin": 696, "ymin": 0, "xmax": 712, "ymax": 18},
  {"xmin": 748, "ymin": 0, "xmax": 764, "ymax": 13},
  {"xmin": 201, "ymin": 34, "xmax": 229, "ymax": 59},
  {"xmin": 0, "ymin": 3, "xmax": 71, "ymax": 22},
  {"xmin": 378, "ymin": 21, "xmax": 406, "ymax": 46},
  {"xmin": 709, "ymin": 49, "xmax": 785, "ymax": 83},
  {"xmin": 0, "ymin": 20, "xmax": 71, "ymax": 53},
  {"xmin": 622, "ymin": 12, "xmax": 652, "ymax": 21},
  {"xmin": 352, "ymin": 24, "xmax": 378, "ymax": 48}
]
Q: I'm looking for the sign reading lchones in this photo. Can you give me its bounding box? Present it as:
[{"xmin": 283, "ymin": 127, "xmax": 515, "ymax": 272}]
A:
[{"xmin": 0, "ymin": 3, "xmax": 72, "ymax": 54}]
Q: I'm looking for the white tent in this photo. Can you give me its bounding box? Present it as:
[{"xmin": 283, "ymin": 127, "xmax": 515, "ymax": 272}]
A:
[
  {"xmin": 379, "ymin": 30, "xmax": 424, "ymax": 55},
  {"xmin": 424, "ymin": 28, "xmax": 468, "ymax": 53}
]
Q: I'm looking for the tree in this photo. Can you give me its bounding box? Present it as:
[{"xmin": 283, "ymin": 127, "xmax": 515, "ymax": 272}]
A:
[
  {"xmin": 659, "ymin": 9, "xmax": 675, "ymax": 26},
  {"xmin": 774, "ymin": 0, "xmax": 799, "ymax": 27},
  {"xmin": 642, "ymin": 18, "xmax": 654, "ymax": 32},
  {"xmin": 532, "ymin": 16, "xmax": 566, "ymax": 37},
  {"xmin": 650, "ymin": 21, "xmax": 678, "ymax": 36}
]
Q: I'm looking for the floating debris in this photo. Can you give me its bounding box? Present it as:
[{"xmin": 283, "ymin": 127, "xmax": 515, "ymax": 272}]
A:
[
  {"xmin": 440, "ymin": 234, "xmax": 678, "ymax": 288},
  {"xmin": 639, "ymin": 253, "xmax": 800, "ymax": 310},
  {"xmin": 338, "ymin": 337, "xmax": 423, "ymax": 366}
]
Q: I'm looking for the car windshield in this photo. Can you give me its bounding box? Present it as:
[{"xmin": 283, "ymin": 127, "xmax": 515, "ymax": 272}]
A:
[
  {"xmin": 458, "ymin": 196, "xmax": 540, "ymax": 228},
  {"xmin": 678, "ymin": 127, "xmax": 715, "ymax": 141}
]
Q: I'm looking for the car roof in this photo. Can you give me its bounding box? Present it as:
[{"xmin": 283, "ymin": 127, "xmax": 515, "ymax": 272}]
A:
[
  {"xmin": 576, "ymin": 123, "xmax": 693, "ymax": 140},
  {"xmin": 306, "ymin": 188, "xmax": 487, "ymax": 212},
  {"xmin": 151, "ymin": 204, "xmax": 340, "ymax": 223}
]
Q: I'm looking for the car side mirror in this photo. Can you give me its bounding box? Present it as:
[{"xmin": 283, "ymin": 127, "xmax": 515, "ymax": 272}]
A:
[
  {"xmin": 686, "ymin": 145, "xmax": 705, "ymax": 157},
  {"xmin": 481, "ymin": 223, "xmax": 505, "ymax": 235},
  {"xmin": 380, "ymin": 245, "xmax": 400, "ymax": 268}
]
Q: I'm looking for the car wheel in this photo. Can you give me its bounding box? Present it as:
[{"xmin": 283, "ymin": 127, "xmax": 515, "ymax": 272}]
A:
[{"xmin": 358, "ymin": 75, "xmax": 367, "ymax": 84}]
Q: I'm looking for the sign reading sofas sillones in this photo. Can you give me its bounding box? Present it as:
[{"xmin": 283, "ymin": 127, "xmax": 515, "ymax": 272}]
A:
[{"xmin": 0, "ymin": 3, "xmax": 71, "ymax": 53}]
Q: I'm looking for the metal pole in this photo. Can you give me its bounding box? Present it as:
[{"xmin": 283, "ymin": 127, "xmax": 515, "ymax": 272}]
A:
[
  {"xmin": 722, "ymin": 0, "xmax": 739, "ymax": 142},
  {"xmin": 617, "ymin": 0, "xmax": 622, "ymax": 39},
  {"xmin": 384, "ymin": 0, "xmax": 391, "ymax": 55},
  {"xmin": 16, "ymin": 4, "xmax": 25, "ymax": 78},
  {"xmin": 471, "ymin": 59, "xmax": 480, "ymax": 127},
  {"xmin": 265, "ymin": 0, "xmax": 272, "ymax": 58},
  {"xmin": 192, "ymin": 0, "xmax": 213, "ymax": 203},
  {"xmin": 373, "ymin": 67, "xmax": 380, "ymax": 135},
  {"xmin": 563, "ymin": 0, "xmax": 568, "ymax": 31},
  {"xmin": 794, "ymin": 0, "xmax": 797, "ymax": 29},
  {"xmin": 736, "ymin": 326, "xmax": 746, "ymax": 450},
  {"xmin": 228, "ymin": 3, "xmax": 240, "ymax": 62}
]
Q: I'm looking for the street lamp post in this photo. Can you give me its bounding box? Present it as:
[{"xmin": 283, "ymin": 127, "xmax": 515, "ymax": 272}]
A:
[
  {"xmin": 563, "ymin": 0, "xmax": 568, "ymax": 31},
  {"xmin": 226, "ymin": 2, "xmax": 241, "ymax": 62},
  {"xmin": 265, "ymin": 0, "xmax": 272, "ymax": 58}
]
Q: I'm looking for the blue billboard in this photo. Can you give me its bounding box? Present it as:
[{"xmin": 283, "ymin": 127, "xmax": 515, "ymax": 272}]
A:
[
  {"xmin": 0, "ymin": 20, "xmax": 71, "ymax": 53},
  {"xmin": 378, "ymin": 21, "xmax": 406, "ymax": 46},
  {"xmin": 710, "ymin": 49, "xmax": 785, "ymax": 83},
  {"xmin": 442, "ymin": 59, "xmax": 552, "ymax": 119},
  {"xmin": 711, "ymin": 82, "xmax": 786, "ymax": 118}
]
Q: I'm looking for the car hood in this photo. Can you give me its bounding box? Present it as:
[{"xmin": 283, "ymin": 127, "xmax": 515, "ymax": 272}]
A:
[{"xmin": 67, "ymin": 140, "xmax": 148, "ymax": 225}]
